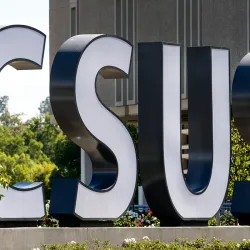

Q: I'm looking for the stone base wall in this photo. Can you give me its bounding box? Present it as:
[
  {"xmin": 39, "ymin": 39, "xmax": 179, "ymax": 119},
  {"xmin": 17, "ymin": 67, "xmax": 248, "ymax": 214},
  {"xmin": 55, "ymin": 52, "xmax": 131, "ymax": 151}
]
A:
[{"xmin": 1, "ymin": 227, "xmax": 250, "ymax": 250}]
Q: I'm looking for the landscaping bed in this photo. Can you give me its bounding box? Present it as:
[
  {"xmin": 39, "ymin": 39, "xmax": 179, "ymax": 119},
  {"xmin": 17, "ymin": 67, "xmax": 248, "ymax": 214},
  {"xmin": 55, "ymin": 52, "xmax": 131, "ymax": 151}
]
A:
[{"xmin": 37, "ymin": 237, "xmax": 250, "ymax": 249}]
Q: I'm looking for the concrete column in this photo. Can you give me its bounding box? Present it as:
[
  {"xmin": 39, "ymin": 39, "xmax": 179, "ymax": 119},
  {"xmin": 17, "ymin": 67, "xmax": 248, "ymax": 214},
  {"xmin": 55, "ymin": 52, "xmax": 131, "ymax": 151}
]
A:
[
  {"xmin": 215, "ymin": 211, "xmax": 221, "ymax": 226},
  {"xmin": 138, "ymin": 186, "xmax": 148, "ymax": 206},
  {"xmin": 80, "ymin": 150, "xmax": 92, "ymax": 185}
]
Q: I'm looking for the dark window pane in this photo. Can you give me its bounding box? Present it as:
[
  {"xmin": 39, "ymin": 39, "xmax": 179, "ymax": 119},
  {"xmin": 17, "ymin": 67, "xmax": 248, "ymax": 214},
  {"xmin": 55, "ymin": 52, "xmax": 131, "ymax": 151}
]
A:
[
  {"xmin": 71, "ymin": 7, "xmax": 76, "ymax": 36},
  {"xmin": 116, "ymin": 80, "xmax": 122, "ymax": 103}
]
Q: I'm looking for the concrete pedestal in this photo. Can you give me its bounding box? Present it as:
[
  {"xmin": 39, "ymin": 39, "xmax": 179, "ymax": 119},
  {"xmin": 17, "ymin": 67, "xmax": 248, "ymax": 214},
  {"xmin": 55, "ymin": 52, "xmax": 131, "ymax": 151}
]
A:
[
  {"xmin": 0, "ymin": 227, "xmax": 250, "ymax": 250},
  {"xmin": 0, "ymin": 221, "xmax": 37, "ymax": 228},
  {"xmin": 80, "ymin": 221, "xmax": 113, "ymax": 227}
]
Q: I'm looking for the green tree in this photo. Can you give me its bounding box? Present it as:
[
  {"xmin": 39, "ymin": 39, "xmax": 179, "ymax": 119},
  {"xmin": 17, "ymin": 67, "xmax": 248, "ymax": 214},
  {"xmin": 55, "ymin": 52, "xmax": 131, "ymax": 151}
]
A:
[
  {"xmin": 26, "ymin": 114, "xmax": 81, "ymax": 179},
  {"xmin": 127, "ymin": 124, "xmax": 138, "ymax": 144},
  {"xmin": 0, "ymin": 111, "xmax": 25, "ymax": 135},
  {"xmin": 38, "ymin": 96, "xmax": 51, "ymax": 116},
  {"xmin": 26, "ymin": 114, "xmax": 62, "ymax": 161},
  {"xmin": 0, "ymin": 106, "xmax": 57, "ymax": 197},
  {"xmin": 0, "ymin": 97, "xmax": 22, "ymax": 196},
  {"xmin": 0, "ymin": 112, "xmax": 49, "ymax": 162},
  {"xmin": 54, "ymin": 137, "xmax": 80, "ymax": 178},
  {"xmin": 0, "ymin": 96, "xmax": 82, "ymax": 199},
  {"xmin": 0, "ymin": 152, "xmax": 57, "ymax": 194},
  {"xmin": 227, "ymin": 119, "xmax": 250, "ymax": 198},
  {"xmin": 0, "ymin": 96, "xmax": 9, "ymax": 114}
]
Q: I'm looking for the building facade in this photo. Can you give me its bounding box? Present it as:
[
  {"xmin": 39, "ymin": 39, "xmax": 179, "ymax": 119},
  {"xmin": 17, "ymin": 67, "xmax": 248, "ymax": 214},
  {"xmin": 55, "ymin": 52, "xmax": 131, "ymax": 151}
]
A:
[
  {"xmin": 50, "ymin": 0, "xmax": 249, "ymax": 172},
  {"xmin": 50, "ymin": 0, "xmax": 249, "ymax": 116}
]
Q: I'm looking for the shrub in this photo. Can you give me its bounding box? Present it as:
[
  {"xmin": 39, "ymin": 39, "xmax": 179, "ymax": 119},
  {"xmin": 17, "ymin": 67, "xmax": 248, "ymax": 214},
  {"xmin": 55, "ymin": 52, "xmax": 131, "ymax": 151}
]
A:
[
  {"xmin": 113, "ymin": 209, "xmax": 160, "ymax": 227},
  {"xmin": 208, "ymin": 217, "xmax": 217, "ymax": 226},
  {"xmin": 114, "ymin": 209, "xmax": 237, "ymax": 227},
  {"xmin": 220, "ymin": 210, "xmax": 237, "ymax": 226},
  {"xmin": 37, "ymin": 206, "xmax": 236, "ymax": 228},
  {"xmin": 38, "ymin": 200, "xmax": 59, "ymax": 228},
  {"xmin": 208, "ymin": 210, "xmax": 238, "ymax": 226},
  {"xmin": 39, "ymin": 238, "xmax": 250, "ymax": 250}
]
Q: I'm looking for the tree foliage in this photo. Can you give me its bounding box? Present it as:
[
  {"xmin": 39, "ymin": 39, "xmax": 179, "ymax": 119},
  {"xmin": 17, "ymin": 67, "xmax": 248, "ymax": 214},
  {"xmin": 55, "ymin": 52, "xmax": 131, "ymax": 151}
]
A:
[
  {"xmin": 0, "ymin": 111, "xmax": 58, "ymax": 196},
  {"xmin": 0, "ymin": 97, "xmax": 72, "ymax": 197},
  {"xmin": 0, "ymin": 96, "xmax": 9, "ymax": 114},
  {"xmin": 227, "ymin": 119, "xmax": 250, "ymax": 198},
  {"xmin": 38, "ymin": 96, "xmax": 51, "ymax": 116},
  {"xmin": 26, "ymin": 114, "xmax": 80, "ymax": 178},
  {"xmin": 54, "ymin": 137, "xmax": 80, "ymax": 178},
  {"xmin": 127, "ymin": 124, "xmax": 138, "ymax": 144}
]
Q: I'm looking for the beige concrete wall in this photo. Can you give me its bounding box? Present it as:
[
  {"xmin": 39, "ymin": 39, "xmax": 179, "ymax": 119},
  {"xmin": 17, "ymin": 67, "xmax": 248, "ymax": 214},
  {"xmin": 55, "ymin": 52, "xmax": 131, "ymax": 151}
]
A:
[
  {"xmin": 50, "ymin": 0, "xmax": 116, "ymax": 107},
  {"xmin": 49, "ymin": 0, "xmax": 70, "ymax": 68},
  {"xmin": 201, "ymin": 0, "xmax": 248, "ymax": 84},
  {"xmin": 1, "ymin": 227, "xmax": 250, "ymax": 250},
  {"xmin": 78, "ymin": 0, "xmax": 115, "ymax": 34},
  {"xmin": 137, "ymin": 0, "xmax": 178, "ymax": 43},
  {"xmin": 79, "ymin": 0, "xmax": 116, "ymax": 107},
  {"xmin": 50, "ymin": 0, "xmax": 250, "ymax": 111}
]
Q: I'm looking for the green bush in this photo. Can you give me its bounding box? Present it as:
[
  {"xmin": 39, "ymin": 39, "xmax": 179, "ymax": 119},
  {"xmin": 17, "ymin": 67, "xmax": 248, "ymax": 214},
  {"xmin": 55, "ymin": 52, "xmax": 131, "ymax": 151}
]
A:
[
  {"xmin": 208, "ymin": 217, "xmax": 217, "ymax": 226},
  {"xmin": 39, "ymin": 238, "xmax": 250, "ymax": 250},
  {"xmin": 220, "ymin": 210, "xmax": 237, "ymax": 226},
  {"xmin": 208, "ymin": 210, "xmax": 237, "ymax": 226},
  {"xmin": 113, "ymin": 210, "xmax": 160, "ymax": 227},
  {"xmin": 38, "ymin": 200, "xmax": 59, "ymax": 228},
  {"xmin": 113, "ymin": 209, "xmax": 237, "ymax": 227}
]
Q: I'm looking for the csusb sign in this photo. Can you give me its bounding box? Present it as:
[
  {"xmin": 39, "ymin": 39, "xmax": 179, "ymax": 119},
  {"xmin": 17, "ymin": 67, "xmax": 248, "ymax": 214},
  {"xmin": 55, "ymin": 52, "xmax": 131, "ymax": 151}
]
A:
[{"xmin": 0, "ymin": 24, "xmax": 249, "ymax": 226}]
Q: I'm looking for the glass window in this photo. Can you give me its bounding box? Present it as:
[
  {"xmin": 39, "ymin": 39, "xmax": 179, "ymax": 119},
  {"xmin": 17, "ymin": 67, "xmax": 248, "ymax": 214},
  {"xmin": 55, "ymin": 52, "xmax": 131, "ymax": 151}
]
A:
[{"xmin": 71, "ymin": 7, "xmax": 76, "ymax": 36}]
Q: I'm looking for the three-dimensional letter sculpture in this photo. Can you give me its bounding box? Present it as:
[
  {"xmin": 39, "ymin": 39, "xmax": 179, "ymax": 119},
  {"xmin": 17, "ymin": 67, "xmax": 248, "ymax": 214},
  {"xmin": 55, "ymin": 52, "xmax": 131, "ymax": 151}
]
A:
[
  {"xmin": 0, "ymin": 27, "xmax": 237, "ymax": 226},
  {"xmin": 0, "ymin": 25, "xmax": 46, "ymax": 222},
  {"xmin": 50, "ymin": 35, "xmax": 137, "ymax": 220},
  {"xmin": 232, "ymin": 52, "xmax": 250, "ymax": 144},
  {"xmin": 138, "ymin": 43, "xmax": 231, "ymax": 226},
  {"xmin": 231, "ymin": 52, "xmax": 250, "ymax": 225}
]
